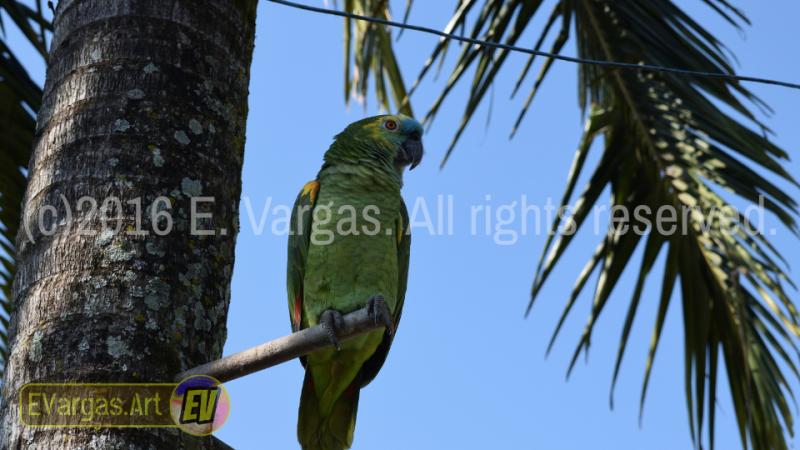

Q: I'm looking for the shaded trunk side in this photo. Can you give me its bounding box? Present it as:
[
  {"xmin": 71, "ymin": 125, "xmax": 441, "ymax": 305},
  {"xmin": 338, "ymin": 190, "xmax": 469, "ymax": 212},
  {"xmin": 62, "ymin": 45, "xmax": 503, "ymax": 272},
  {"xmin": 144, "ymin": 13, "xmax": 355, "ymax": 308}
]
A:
[{"xmin": 0, "ymin": 0, "xmax": 257, "ymax": 447}]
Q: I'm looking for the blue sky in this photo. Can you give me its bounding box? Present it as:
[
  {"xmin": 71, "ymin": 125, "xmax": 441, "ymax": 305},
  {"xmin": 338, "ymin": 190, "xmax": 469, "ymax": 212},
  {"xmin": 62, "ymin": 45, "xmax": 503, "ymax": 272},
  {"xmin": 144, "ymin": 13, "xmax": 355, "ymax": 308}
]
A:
[{"xmin": 6, "ymin": 1, "xmax": 800, "ymax": 449}]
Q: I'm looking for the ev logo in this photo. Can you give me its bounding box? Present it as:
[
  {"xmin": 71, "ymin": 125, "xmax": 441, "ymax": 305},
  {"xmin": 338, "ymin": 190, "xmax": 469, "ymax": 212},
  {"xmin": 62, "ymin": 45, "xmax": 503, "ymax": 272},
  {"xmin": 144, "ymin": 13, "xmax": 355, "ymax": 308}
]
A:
[
  {"xmin": 170, "ymin": 375, "xmax": 230, "ymax": 436},
  {"xmin": 180, "ymin": 386, "xmax": 220, "ymax": 425}
]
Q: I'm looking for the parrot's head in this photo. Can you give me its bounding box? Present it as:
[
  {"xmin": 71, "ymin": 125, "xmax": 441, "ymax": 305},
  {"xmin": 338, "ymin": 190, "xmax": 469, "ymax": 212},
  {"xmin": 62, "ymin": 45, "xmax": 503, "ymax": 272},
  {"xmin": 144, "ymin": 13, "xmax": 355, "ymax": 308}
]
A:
[{"xmin": 327, "ymin": 114, "xmax": 424, "ymax": 173}]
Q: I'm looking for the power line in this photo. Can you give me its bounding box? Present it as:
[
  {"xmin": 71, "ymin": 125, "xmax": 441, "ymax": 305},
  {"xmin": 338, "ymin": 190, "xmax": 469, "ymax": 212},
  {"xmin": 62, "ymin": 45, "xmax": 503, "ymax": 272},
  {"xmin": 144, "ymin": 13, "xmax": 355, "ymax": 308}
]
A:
[{"xmin": 267, "ymin": 0, "xmax": 800, "ymax": 91}]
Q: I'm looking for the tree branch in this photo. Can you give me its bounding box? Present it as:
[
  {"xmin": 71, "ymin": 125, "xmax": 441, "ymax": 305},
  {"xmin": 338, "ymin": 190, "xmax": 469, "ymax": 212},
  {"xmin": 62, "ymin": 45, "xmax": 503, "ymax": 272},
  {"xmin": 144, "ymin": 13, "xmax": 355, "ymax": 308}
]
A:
[{"xmin": 175, "ymin": 306, "xmax": 384, "ymax": 383}]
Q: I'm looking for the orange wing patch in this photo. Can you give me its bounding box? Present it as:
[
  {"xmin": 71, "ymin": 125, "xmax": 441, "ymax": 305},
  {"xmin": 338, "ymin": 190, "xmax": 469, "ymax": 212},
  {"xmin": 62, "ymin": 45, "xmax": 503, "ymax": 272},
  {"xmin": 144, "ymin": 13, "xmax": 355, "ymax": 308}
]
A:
[{"xmin": 301, "ymin": 180, "xmax": 320, "ymax": 204}]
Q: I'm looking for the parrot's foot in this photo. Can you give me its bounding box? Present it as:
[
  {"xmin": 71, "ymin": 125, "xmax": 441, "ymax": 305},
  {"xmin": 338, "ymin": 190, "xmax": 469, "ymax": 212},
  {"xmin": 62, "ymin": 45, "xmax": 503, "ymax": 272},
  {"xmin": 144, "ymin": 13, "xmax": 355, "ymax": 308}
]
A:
[
  {"xmin": 320, "ymin": 309, "xmax": 345, "ymax": 351},
  {"xmin": 367, "ymin": 295, "xmax": 395, "ymax": 336}
]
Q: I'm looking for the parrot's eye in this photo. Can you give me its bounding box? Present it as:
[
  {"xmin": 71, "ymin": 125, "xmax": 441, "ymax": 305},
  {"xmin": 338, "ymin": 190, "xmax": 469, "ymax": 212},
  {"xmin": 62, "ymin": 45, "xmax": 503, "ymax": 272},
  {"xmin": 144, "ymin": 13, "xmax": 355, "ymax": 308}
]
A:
[{"xmin": 383, "ymin": 119, "xmax": 399, "ymax": 131}]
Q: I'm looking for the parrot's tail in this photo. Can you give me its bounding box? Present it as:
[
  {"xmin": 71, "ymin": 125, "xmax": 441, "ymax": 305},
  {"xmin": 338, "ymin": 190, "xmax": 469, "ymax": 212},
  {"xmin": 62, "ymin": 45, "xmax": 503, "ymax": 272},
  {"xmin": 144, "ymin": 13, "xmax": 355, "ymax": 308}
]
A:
[{"xmin": 298, "ymin": 370, "xmax": 360, "ymax": 450}]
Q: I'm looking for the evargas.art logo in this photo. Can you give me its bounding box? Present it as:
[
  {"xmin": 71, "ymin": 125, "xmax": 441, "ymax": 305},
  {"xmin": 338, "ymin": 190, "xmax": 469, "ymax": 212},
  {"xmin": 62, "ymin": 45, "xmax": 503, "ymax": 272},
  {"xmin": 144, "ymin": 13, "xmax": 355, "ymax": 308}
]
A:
[{"xmin": 20, "ymin": 377, "xmax": 230, "ymax": 436}]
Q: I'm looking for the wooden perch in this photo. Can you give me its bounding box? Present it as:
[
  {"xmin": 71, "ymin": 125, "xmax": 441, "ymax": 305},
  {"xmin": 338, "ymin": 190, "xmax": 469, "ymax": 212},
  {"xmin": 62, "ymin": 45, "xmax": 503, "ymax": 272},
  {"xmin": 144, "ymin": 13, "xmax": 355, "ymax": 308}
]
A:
[{"xmin": 175, "ymin": 306, "xmax": 384, "ymax": 383}]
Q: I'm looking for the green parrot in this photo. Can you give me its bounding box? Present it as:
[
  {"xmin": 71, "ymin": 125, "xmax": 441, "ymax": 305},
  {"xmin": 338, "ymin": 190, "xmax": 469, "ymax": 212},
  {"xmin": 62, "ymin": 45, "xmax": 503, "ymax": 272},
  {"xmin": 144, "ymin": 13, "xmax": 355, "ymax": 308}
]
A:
[{"xmin": 287, "ymin": 114, "xmax": 423, "ymax": 450}]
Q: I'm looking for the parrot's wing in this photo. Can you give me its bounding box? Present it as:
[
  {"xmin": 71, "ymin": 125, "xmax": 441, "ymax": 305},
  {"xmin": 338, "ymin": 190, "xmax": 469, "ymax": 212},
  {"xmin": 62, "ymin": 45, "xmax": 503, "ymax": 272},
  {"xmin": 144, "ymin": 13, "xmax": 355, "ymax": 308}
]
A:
[
  {"xmin": 393, "ymin": 198, "xmax": 411, "ymax": 330},
  {"xmin": 287, "ymin": 180, "xmax": 321, "ymax": 339},
  {"xmin": 357, "ymin": 198, "xmax": 410, "ymax": 388}
]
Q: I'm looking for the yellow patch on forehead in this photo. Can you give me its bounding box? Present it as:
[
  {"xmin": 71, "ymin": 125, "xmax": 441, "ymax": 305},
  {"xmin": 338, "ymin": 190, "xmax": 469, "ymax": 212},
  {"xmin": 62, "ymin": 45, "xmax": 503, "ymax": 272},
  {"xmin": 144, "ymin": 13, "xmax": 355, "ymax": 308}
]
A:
[
  {"xmin": 366, "ymin": 121, "xmax": 383, "ymax": 133},
  {"xmin": 350, "ymin": 115, "xmax": 403, "ymax": 144}
]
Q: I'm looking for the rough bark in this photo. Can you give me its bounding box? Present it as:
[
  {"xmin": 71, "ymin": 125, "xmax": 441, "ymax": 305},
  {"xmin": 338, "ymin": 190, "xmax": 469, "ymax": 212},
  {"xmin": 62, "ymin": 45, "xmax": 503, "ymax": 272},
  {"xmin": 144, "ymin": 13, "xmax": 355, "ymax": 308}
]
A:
[{"xmin": 0, "ymin": 0, "xmax": 257, "ymax": 448}]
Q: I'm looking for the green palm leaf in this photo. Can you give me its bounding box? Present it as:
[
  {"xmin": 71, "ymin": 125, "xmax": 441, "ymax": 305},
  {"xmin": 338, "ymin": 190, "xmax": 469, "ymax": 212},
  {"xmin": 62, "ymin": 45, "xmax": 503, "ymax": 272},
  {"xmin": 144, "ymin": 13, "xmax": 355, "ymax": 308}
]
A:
[
  {"xmin": 537, "ymin": 5, "xmax": 798, "ymax": 449},
  {"xmin": 343, "ymin": 0, "xmax": 799, "ymax": 449},
  {"xmin": 0, "ymin": 0, "xmax": 49, "ymax": 378},
  {"xmin": 341, "ymin": 0, "xmax": 413, "ymax": 116}
]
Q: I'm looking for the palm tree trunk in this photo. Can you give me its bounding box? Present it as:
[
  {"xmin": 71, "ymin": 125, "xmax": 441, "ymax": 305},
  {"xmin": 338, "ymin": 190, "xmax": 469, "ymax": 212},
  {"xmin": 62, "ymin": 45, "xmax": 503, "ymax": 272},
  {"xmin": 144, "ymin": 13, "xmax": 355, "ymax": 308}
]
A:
[{"xmin": 0, "ymin": 0, "xmax": 257, "ymax": 447}]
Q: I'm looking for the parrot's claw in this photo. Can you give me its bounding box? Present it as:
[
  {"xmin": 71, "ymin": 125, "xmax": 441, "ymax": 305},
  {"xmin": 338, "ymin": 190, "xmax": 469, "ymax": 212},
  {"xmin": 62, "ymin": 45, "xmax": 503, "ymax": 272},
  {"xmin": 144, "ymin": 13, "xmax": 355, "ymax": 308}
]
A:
[
  {"xmin": 367, "ymin": 295, "xmax": 395, "ymax": 336},
  {"xmin": 320, "ymin": 309, "xmax": 345, "ymax": 351}
]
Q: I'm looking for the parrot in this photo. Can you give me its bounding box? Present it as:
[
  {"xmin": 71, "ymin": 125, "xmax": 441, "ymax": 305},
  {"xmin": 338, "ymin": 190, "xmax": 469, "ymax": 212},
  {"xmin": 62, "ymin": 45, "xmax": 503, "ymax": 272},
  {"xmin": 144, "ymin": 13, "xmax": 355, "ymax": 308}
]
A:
[{"xmin": 286, "ymin": 114, "xmax": 424, "ymax": 450}]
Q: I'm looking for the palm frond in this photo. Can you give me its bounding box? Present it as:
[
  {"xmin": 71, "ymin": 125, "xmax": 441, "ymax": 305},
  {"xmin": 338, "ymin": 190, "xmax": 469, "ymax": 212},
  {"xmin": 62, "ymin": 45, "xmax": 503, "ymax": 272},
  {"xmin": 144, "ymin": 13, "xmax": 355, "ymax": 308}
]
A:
[
  {"xmin": 0, "ymin": 0, "xmax": 49, "ymax": 59},
  {"xmin": 526, "ymin": 3, "xmax": 796, "ymax": 450},
  {"xmin": 346, "ymin": 0, "xmax": 799, "ymax": 449},
  {"xmin": 0, "ymin": 0, "xmax": 49, "ymax": 378},
  {"xmin": 341, "ymin": 0, "xmax": 413, "ymax": 116}
]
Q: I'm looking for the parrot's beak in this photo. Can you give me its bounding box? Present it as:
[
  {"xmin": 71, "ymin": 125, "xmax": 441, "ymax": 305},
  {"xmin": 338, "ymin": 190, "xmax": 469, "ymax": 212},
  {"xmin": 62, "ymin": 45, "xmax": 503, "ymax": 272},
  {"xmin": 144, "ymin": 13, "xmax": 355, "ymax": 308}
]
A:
[{"xmin": 400, "ymin": 133, "xmax": 424, "ymax": 170}]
